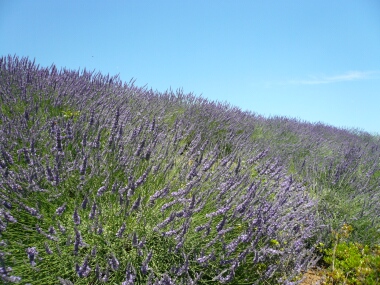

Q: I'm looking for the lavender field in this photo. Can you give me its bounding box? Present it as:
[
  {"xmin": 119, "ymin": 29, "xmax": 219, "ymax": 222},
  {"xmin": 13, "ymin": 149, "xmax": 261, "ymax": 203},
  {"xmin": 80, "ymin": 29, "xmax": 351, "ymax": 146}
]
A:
[{"xmin": 0, "ymin": 55, "xmax": 379, "ymax": 284}]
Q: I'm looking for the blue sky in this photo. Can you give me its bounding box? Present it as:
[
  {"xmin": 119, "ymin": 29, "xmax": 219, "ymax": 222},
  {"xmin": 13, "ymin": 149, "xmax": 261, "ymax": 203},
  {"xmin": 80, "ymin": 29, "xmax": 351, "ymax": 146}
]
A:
[{"xmin": 1, "ymin": 0, "xmax": 380, "ymax": 135}]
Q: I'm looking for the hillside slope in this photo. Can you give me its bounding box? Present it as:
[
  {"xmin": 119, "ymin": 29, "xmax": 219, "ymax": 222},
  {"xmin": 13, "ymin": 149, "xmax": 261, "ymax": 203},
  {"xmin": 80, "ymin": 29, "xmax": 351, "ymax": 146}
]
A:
[{"xmin": 0, "ymin": 55, "xmax": 379, "ymax": 284}]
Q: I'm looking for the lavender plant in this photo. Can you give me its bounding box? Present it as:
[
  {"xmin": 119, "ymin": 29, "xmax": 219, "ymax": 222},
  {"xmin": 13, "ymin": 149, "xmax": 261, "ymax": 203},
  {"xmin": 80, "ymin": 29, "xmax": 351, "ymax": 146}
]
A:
[{"xmin": 0, "ymin": 55, "xmax": 378, "ymax": 284}]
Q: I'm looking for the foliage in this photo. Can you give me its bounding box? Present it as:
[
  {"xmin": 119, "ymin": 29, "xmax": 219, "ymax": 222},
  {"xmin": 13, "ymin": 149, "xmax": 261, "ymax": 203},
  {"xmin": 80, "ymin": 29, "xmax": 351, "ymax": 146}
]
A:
[
  {"xmin": 320, "ymin": 224, "xmax": 380, "ymax": 284},
  {"xmin": 0, "ymin": 55, "xmax": 379, "ymax": 284}
]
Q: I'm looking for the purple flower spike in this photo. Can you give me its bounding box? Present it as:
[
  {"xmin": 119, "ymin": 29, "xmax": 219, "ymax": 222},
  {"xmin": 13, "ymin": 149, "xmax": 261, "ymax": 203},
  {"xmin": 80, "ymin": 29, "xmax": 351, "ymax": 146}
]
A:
[
  {"xmin": 216, "ymin": 215, "xmax": 227, "ymax": 232},
  {"xmin": 89, "ymin": 202, "xmax": 97, "ymax": 220},
  {"xmin": 74, "ymin": 227, "xmax": 86, "ymax": 255},
  {"xmin": 3, "ymin": 211, "xmax": 17, "ymax": 223},
  {"xmin": 44, "ymin": 242, "xmax": 53, "ymax": 255},
  {"xmin": 23, "ymin": 205, "xmax": 42, "ymax": 219},
  {"xmin": 55, "ymin": 203, "xmax": 67, "ymax": 216},
  {"xmin": 131, "ymin": 195, "xmax": 141, "ymax": 212},
  {"xmin": 116, "ymin": 222, "xmax": 126, "ymax": 238},
  {"xmin": 58, "ymin": 222, "xmax": 66, "ymax": 234},
  {"xmin": 91, "ymin": 246, "xmax": 97, "ymax": 257},
  {"xmin": 55, "ymin": 127, "xmax": 63, "ymax": 152},
  {"xmin": 73, "ymin": 208, "xmax": 81, "ymax": 225},
  {"xmin": 149, "ymin": 186, "xmax": 169, "ymax": 205},
  {"xmin": 80, "ymin": 156, "xmax": 87, "ymax": 175},
  {"xmin": 99, "ymin": 267, "xmax": 110, "ymax": 282},
  {"xmin": 26, "ymin": 247, "xmax": 38, "ymax": 267},
  {"xmin": 132, "ymin": 232, "xmax": 138, "ymax": 247},
  {"xmin": 48, "ymin": 226, "xmax": 56, "ymax": 235},
  {"xmin": 81, "ymin": 196, "xmax": 88, "ymax": 209},
  {"xmin": 76, "ymin": 256, "xmax": 91, "ymax": 277},
  {"xmin": 206, "ymin": 206, "xmax": 230, "ymax": 218},
  {"xmin": 97, "ymin": 186, "xmax": 107, "ymax": 196},
  {"xmin": 109, "ymin": 254, "xmax": 120, "ymax": 270},
  {"xmin": 1, "ymin": 150, "xmax": 13, "ymax": 165},
  {"xmin": 140, "ymin": 250, "xmax": 153, "ymax": 275},
  {"xmin": 122, "ymin": 263, "xmax": 136, "ymax": 285}
]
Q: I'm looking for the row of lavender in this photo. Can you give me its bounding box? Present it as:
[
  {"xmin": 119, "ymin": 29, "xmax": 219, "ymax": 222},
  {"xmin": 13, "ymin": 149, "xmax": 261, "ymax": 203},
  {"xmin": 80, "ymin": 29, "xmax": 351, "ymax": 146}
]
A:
[
  {"xmin": 249, "ymin": 114, "xmax": 380, "ymax": 245},
  {"xmin": 0, "ymin": 55, "xmax": 377, "ymax": 284}
]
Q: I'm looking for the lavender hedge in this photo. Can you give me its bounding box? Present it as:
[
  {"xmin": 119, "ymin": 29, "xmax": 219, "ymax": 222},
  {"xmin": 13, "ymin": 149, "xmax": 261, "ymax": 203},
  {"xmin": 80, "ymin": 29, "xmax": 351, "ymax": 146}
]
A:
[{"xmin": 0, "ymin": 55, "xmax": 378, "ymax": 284}]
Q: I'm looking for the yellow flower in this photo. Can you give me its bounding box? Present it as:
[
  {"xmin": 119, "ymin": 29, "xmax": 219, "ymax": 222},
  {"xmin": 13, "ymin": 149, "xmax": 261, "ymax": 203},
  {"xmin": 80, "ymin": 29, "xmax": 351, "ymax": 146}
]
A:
[{"xmin": 270, "ymin": 239, "xmax": 280, "ymax": 247}]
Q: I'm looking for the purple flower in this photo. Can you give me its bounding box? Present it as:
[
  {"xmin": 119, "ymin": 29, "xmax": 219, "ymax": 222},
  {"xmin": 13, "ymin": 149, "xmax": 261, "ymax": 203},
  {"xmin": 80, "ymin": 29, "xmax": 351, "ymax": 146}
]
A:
[
  {"xmin": 23, "ymin": 205, "xmax": 41, "ymax": 219},
  {"xmin": 264, "ymin": 264, "xmax": 277, "ymax": 279},
  {"xmin": 135, "ymin": 169, "xmax": 150, "ymax": 188},
  {"xmin": 195, "ymin": 220, "xmax": 212, "ymax": 233},
  {"xmin": 74, "ymin": 228, "xmax": 86, "ymax": 255},
  {"xmin": 1, "ymin": 200, "xmax": 12, "ymax": 210},
  {"xmin": 160, "ymin": 200, "xmax": 178, "ymax": 212},
  {"xmin": 81, "ymin": 196, "xmax": 88, "ymax": 209},
  {"xmin": 91, "ymin": 246, "xmax": 97, "ymax": 256},
  {"xmin": 80, "ymin": 156, "xmax": 87, "ymax": 175},
  {"xmin": 96, "ymin": 223, "xmax": 103, "ymax": 235},
  {"xmin": 98, "ymin": 267, "xmax": 110, "ymax": 282},
  {"xmin": 150, "ymin": 117, "xmax": 156, "ymax": 132},
  {"xmin": 92, "ymin": 130, "xmax": 101, "ymax": 148},
  {"xmin": 76, "ymin": 256, "xmax": 91, "ymax": 277},
  {"xmin": 89, "ymin": 109, "xmax": 95, "ymax": 125},
  {"xmin": 175, "ymin": 239, "xmax": 184, "ymax": 251},
  {"xmin": 149, "ymin": 186, "xmax": 169, "ymax": 205},
  {"xmin": 196, "ymin": 252, "xmax": 214, "ymax": 264},
  {"xmin": 215, "ymin": 273, "xmax": 234, "ymax": 283},
  {"xmin": 138, "ymin": 237, "xmax": 146, "ymax": 249},
  {"xmin": 203, "ymin": 156, "xmax": 217, "ymax": 172},
  {"xmin": 55, "ymin": 203, "xmax": 67, "ymax": 216},
  {"xmin": 217, "ymin": 226, "xmax": 234, "ymax": 236},
  {"xmin": 53, "ymin": 167, "xmax": 60, "ymax": 186},
  {"xmin": 216, "ymin": 216, "xmax": 227, "ymax": 232},
  {"xmin": 112, "ymin": 108, "xmax": 120, "ymax": 131},
  {"xmin": 131, "ymin": 195, "xmax": 141, "ymax": 212},
  {"xmin": 132, "ymin": 232, "xmax": 138, "ymax": 247},
  {"xmin": 156, "ymin": 273, "xmax": 176, "ymax": 285},
  {"xmin": 108, "ymin": 254, "xmax": 120, "ymax": 271},
  {"xmin": 55, "ymin": 127, "xmax": 63, "ymax": 152},
  {"xmin": 162, "ymin": 230, "xmax": 177, "ymax": 237},
  {"xmin": 48, "ymin": 226, "xmax": 56, "ymax": 235},
  {"xmin": 81, "ymin": 133, "xmax": 87, "ymax": 148},
  {"xmin": 134, "ymin": 139, "xmax": 145, "ymax": 157},
  {"xmin": 186, "ymin": 164, "xmax": 198, "ymax": 180},
  {"xmin": 73, "ymin": 208, "xmax": 80, "ymax": 225},
  {"xmin": 141, "ymin": 250, "xmax": 153, "ymax": 275},
  {"xmin": 65, "ymin": 121, "xmax": 73, "ymax": 140},
  {"xmin": 206, "ymin": 206, "xmax": 230, "ymax": 218},
  {"xmin": 2, "ymin": 211, "xmax": 17, "ymax": 223},
  {"xmin": 58, "ymin": 222, "xmax": 66, "ymax": 234},
  {"xmin": 1, "ymin": 149, "xmax": 13, "ymax": 165},
  {"xmin": 1, "ymin": 275, "xmax": 22, "ymax": 283},
  {"xmin": 122, "ymin": 263, "xmax": 136, "ymax": 285},
  {"xmin": 111, "ymin": 182, "xmax": 119, "ymax": 193},
  {"xmin": 171, "ymin": 187, "xmax": 189, "ymax": 198},
  {"xmin": 155, "ymin": 212, "xmax": 176, "ymax": 229},
  {"xmin": 226, "ymin": 239, "xmax": 240, "ymax": 254},
  {"xmin": 35, "ymin": 224, "xmax": 43, "ymax": 234},
  {"xmin": 44, "ymin": 242, "xmax": 53, "ymax": 255},
  {"xmin": 97, "ymin": 186, "xmax": 106, "ymax": 196},
  {"xmin": 26, "ymin": 247, "xmax": 38, "ymax": 266},
  {"xmin": 116, "ymin": 222, "xmax": 126, "ymax": 238}
]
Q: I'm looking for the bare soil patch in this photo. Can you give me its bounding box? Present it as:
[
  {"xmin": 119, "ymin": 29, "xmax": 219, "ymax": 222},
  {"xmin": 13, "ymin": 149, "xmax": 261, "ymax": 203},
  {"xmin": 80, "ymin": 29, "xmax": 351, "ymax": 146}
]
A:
[{"xmin": 300, "ymin": 268, "xmax": 326, "ymax": 285}]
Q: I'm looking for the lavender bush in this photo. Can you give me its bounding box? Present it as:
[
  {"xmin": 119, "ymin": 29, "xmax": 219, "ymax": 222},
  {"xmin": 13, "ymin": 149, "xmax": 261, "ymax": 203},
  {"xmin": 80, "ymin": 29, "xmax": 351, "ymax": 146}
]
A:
[{"xmin": 0, "ymin": 55, "xmax": 378, "ymax": 284}]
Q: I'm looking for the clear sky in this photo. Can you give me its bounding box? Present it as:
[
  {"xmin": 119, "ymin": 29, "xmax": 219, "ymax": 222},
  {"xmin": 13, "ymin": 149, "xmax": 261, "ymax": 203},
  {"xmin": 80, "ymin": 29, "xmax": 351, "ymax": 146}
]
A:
[{"xmin": 1, "ymin": 0, "xmax": 380, "ymax": 135}]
